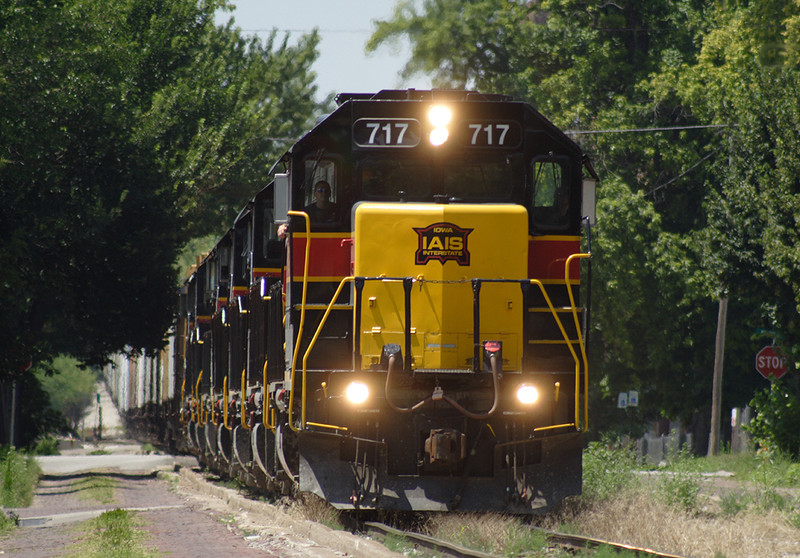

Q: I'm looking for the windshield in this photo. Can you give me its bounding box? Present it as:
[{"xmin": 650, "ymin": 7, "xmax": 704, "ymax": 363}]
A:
[{"xmin": 360, "ymin": 154, "xmax": 521, "ymax": 202}]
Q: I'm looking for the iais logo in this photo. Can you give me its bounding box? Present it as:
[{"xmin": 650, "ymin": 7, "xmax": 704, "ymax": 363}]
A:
[{"xmin": 413, "ymin": 222, "xmax": 473, "ymax": 266}]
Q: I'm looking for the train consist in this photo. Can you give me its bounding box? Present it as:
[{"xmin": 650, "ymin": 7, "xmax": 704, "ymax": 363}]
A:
[{"xmin": 106, "ymin": 89, "xmax": 597, "ymax": 514}]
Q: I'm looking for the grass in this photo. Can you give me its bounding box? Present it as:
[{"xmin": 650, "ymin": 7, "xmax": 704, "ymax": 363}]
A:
[
  {"xmin": 425, "ymin": 513, "xmax": 564, "ymax": 557},
  {"xmin": 291, "ymin": 492, "xmax": 343, "ymax": 530},
  {"xmin": 65, "ymin": 509, "xmax": 157, "ymax": 558},
  {"xmin": 0, "ymin": 447, "xmax": 40, "ymax": 508},
  {"xmin": 419, "ymin": 447, "xmax": 800, "ymax": 558},
  {"xmin": 0, "ymin": 447, "xmax": 41, "ymax": 535},
  {"xmin": 74, "ymin": 476, "xmax": 118, "ymax": 504}
]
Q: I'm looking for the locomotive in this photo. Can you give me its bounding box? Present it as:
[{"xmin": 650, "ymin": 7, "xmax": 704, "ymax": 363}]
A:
[{"xmin": 108, "ymin": 89, "xmax": 597, "ymax": 514}]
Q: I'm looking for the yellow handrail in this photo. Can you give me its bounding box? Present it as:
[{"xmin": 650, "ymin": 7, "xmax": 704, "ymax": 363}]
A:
[
  {"xmin": 298, "ymin": 276, "xmax": 355, "ymax": 429},
  {"xmin": 180, "ymin": 378, "xmax": 186, "ymax": 424},
  {"xmin": 195, "ymin": 370, "xmax": 204, "ymax": 425},
  {"xmin": 528, "ymin": 279, "xmax": 581, "ymax": 427},
  {"xmin": 565, "ymin": 253, "xmax": 591, "ymax": 430},
  {"xmin": 240, "ymin": 368, "xmax": 251, "ymax": 430},
  {"xmin": 211, "ymin": 382, "xmax": 218, "ymax": 426},
  {"xmin": 261, "ymin": 359, "xmax": 274, "ymax": 430},
  {"xmin": 223, "ymin": 376, "xmax": 231, "ymax": 430},
  {"xmin": 287, "ymin": 211, "xmax": 311, "ymax": 433}
]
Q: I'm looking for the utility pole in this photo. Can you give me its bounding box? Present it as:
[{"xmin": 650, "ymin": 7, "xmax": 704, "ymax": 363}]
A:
[{"xmin": 708, "ymin": 296, "xmax": 728, "ymax": 456}]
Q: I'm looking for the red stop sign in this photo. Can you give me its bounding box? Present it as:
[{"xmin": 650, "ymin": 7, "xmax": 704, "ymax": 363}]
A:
[{"xmin": 755, "ymin": 346, "xmax": 788, "ymax": 379}]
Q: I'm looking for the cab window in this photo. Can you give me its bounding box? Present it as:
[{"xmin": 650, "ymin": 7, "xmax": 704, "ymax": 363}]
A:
[
  {"xmin": 531, "ymin": 158, "xmax": 569, "ymax": 230},
  {"xmin": 302, "ymin": 157, "xmax": 341, "ymax": 226}
]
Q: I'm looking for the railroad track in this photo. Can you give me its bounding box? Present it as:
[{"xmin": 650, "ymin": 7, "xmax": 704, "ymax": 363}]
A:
[{"xmin": 362, "ymin": 521, "xmax": 689, "ymax": 558}]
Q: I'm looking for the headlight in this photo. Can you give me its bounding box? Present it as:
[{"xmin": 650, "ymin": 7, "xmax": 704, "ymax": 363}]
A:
[
  {"xmin": 516, "ymin": 384, "xmax": 539, "ymax": 405},
  {"xmin": 345, "ymin": 381, "xmax": 369, "ymax": 404},
  {"xmin": 428, "ymin": 105, "xmax": 452, "ymax": 127},
  {"xmin": 429, "ymin": 127, "xmax": 449, "ymax": 146},
  {"xmin": 428, "ymin": 105, "xmax": 452, "ymax": 146}
]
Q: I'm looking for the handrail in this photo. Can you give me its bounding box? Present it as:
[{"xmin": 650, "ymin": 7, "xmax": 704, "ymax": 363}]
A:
[
  {"xmin": 223, "ymin": 376, "xmax": 231, "ymax": 430},
  {"xmin": 240, "ymin": 368, "xmax": 250, "ymax": 430},
  {"xmin": 261, "ymin": 359, "xmax": 274, "ymax": 430},
  {"xmin": 180, "ymin": 378, "xmax": 186, "ymax": 424},
  {"xmin": 296, "ymin": 276, "xmax": 354, "ymax": 429},
  {"xmin": 565, "ymin": 252, "xmax": 591, "ymax": 430},
  {"xmin": 211, "ymin": 383, "xmax": 218, "ymax": 426},
  {"xmin": 194, "ymin": 370, "xmax": 204, "ymax": 424},
  {"xmin": 283, "ymin": 248, "xmax": 590, "ymax": 432},
  {"xmin": 528, "ymin": 278, "xmax": 582, "ymax": 427},
  {"xmin": 287, "ymin": 211, "xmax": 311, "ymax": 433}
]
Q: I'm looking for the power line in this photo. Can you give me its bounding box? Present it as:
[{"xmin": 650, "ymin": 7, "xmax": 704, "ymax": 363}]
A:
[
  {"xmin": 565, "ymin": 124, "xmax": 728, "ymax": 136},
  {"xmin": 646, "ymin": 148, "xmax": 720, "ymax": 198},
  {"xmin": 239, "ymin": 28, "xmax": 372, "ymax": 34}
]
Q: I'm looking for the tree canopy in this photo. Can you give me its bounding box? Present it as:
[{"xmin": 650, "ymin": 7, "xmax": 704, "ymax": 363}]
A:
[
  {"xmin": 0, "ymin": 0, "xmax": 321, "ymax": 376},
  {"xmin": 369, "ymin": 0, "xmax": 800, "ymax": 437}
]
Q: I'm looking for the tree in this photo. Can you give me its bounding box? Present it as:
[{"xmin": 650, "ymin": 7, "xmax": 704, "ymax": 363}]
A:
[
  {"xmin": 36, "ymin": 357, "xmax": 98, "ymax": 433},
  {"xmin": 367, "ymin": 0, "xmax": 773, "ymax": 437},
  {"xmin": 0, "ymin": 0, "xmax": 321, "ymax": 386}
]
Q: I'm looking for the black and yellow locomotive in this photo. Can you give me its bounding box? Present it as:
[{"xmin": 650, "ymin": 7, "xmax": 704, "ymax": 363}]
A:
[{"xmin": 169, "ymin": 89, "xmax": 597, "ymax": 513}]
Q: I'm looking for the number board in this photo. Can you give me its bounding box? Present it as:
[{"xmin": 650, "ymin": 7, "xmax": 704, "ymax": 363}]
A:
[
  {"xmin": 460, "ymin": 120, "xmax": 522, "ymax": 148},
  {"xmin": 354, "ymin": 118, "xmax": 421, "ymax": 147}
]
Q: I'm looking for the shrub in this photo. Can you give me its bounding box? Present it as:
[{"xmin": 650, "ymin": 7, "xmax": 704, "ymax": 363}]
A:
[
  {"xmin": 0, "ymin": 447, "xmax": 40, "ymax": 508},
  {"xmin": 747, "ymin": 379, "xmax": 800, "ymax": 457},
  {"xmin": 657, "ymin": 449, "xmax": 701, "ymax": 513},
  {"xmin": 32, "ymin": 436, "xmax": 60, "ymax": 456},
  {"xmin": 582, "ymin": 441, "xmax": 640, "ymax": 504}
]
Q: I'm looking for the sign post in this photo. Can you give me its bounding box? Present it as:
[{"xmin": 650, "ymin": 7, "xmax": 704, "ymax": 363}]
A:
[{"xmin": 755, "ymin": 345, "xmax": 788, "ymax": 380}]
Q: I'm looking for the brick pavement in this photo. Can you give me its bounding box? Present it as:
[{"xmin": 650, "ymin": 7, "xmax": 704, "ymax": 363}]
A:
[
  {"xmin": 0, "ymin": 472, "xmax": 278, "ymax": 557},
  {"xmin": 0, "ymin": 383, "xmax": 397, "ymax": 558}
]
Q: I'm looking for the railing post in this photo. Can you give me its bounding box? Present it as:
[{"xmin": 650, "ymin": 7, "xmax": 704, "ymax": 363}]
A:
[
  {"xmin": 472, "ymin": 279, "xmax": 482, "ymax": 373},
  {"xmin": 403, "ymin": 278, "xmax": 413, "ymax": 373},
  {"xmin": 354, "ymin": 277, "xmax": 364, "ymax": 372}
]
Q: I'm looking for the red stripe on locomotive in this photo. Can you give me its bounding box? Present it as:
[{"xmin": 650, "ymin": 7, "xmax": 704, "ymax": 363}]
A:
[
  {"xmin": 291, "ymin": 235, "xmax": 351, "ymax": 279},
  {"xmin": 529, "ymin": 236, "xmax": 581, "ymax": 281}
]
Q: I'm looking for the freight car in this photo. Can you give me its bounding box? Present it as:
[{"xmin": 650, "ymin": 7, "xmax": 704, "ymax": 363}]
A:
[{"xmin": 107, "ymin": 89, "xmax": 597, "ymax": 514}]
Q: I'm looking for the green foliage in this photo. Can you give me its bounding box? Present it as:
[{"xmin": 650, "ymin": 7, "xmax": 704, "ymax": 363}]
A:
[
  {"xmin": 176, "ymin": 234, "xmax": 219, "ymax": 281},
  {"xmin": 719, "ymin": 491, "xmax": 749, "ymax": 518},
  {"xmin": 657, "ymin": 449, "xmax": 701, "ymax": 512},
  {"xmin": 0, "ymin": 0, "xmax": 321, "ymax": 380},
  {"xmin": 747, "ymin": 379, "xmax": 800, "ymax": 457},
  {"xmin": 367, "ymin": 0, "xmax": 775, "ymax": 433},
  {"xmin": 31, "ymin": 436, "xmax": 60, "ymax": 456},
  {"xmin": 0, "ymin": 447, "xmax": 41, "ymax": 508},
  {"xmin": 501, "ymin": 524, "xmax": 549, "ymax": 557},
  {"xmin": 0, "ymin": 371, "xmax": 65, "ymax": 448},
  {"xmin": 67, "ymin": 509, "xmax": 155, "ymax": 558},
  {"xmin": 581, "ymin": 441, "xmax": 640, "ymax": 504},
  {"xmin": 74, "ymin": 476, "xmax": 118, "ymax": 504},
  {"xmin": 37, "ymin": 356, "xmax": 99, "ymax": 431}
]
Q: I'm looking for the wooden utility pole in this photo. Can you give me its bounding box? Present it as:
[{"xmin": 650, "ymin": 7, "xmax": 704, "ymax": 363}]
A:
[{"xmin": 708, "ymin": 296, "xmax": 728, "ymax": 456}]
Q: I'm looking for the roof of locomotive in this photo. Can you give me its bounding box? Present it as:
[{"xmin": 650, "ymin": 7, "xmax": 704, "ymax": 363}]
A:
[
  {"xmin": 293, "ymin": 89, "xmax": 579, "ymax": 152},
  {"xmin": 334, "ymin": 89, "xmax": 513, "ymax": 105}
]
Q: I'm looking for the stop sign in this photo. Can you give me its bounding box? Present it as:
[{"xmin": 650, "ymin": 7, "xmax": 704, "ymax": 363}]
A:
[{"xmin": 755, "ymin": 345, "xmax": 788, "ymax": 379}]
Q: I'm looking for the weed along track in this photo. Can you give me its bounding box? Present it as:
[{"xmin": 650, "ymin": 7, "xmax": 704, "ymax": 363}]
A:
[
  {"xmin": 360, "ymin": 517, "xmax": 691, "ymax": 558},
  {"xmin": 178, "ymin": 464, "xmax": 693, "ymax": 557}
]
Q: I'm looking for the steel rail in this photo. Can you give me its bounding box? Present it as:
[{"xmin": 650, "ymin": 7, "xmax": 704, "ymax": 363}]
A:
[
  {"xmin": 362, "ymin": 521, "xmax": 689, "ymax": 558},
  {"xmin": 542, "ymin": 528, "xmax": 689, "ymax": 557}
]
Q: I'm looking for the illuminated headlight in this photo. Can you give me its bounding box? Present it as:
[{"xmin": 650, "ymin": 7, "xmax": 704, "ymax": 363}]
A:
[
  {"xmin": 516, "ymin": 384, "xmax": 539, "ymax": 405},
  {"xmin": 345, "ymin": 381, "xmax": 369, "ymax": 404},
  {"xmin": 429, "ymin": 127, "xmax": 449, "ymax": 146},
  {"xmin": 428, "ymin": 105, "xmax": 452, "ymax": 146},
  {"xmin": 428, "ymin": 105, "xmax": 452, "ymax": 127}
]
